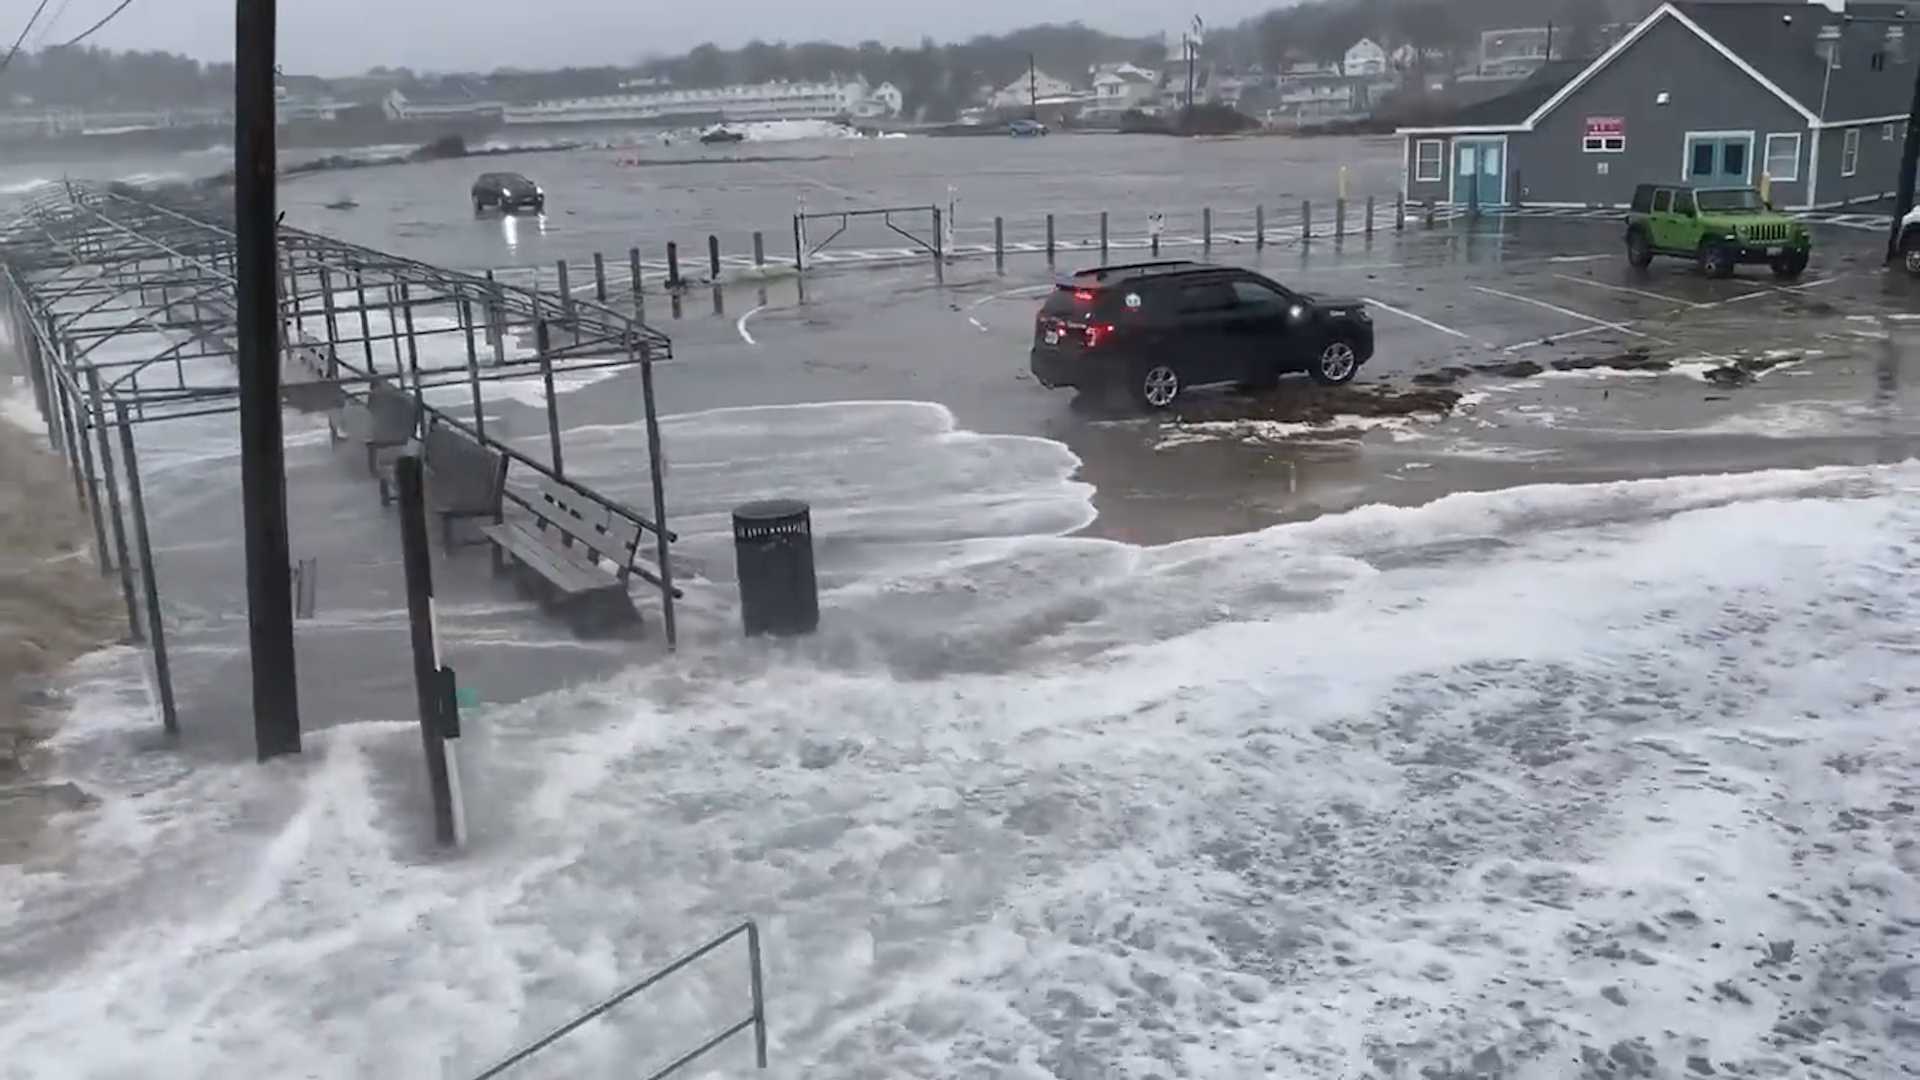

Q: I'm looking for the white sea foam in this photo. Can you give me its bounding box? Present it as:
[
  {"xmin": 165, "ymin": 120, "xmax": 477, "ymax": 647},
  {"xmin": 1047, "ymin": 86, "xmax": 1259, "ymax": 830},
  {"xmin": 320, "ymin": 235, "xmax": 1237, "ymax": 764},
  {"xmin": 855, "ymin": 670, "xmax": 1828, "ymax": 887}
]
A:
[{"xmin": 2, "ymin": 401, "xmax": 1915, "ymax": 1078}]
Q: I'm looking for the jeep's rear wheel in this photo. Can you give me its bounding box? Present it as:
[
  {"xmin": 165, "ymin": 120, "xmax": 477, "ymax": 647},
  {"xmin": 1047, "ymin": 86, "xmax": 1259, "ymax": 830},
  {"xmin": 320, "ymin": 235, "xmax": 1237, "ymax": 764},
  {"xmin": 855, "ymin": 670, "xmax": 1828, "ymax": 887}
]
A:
[
  {"xmin": 1698, "ymin": 242, "xmax": 1736, "ymax": 279},
  {"xmin": 1903, "ymin": 239, "xmax": 1920, "ymax": 277},
  {"xmin": 1770, "ymin": 249, "xmax": 1809, "ymax": 279},
  {"xmin": 1626, "ymin": 229, "xmax": 1653, "ymax": 269}
]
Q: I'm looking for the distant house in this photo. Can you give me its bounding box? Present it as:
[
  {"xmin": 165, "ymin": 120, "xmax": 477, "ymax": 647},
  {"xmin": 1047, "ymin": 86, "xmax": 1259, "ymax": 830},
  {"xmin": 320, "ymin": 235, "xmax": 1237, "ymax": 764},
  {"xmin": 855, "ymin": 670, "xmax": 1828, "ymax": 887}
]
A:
[
  {"xmin": 868, "ymin": 81, "xmax": 904, "ymax": 118},
  {"xmin": 1090, "ymin": 65, "xmax": 1159, "ymax": 114},
  {"xmin": 990, "ymin": 70, "xmax": 1078, "ymax": 110},
  {"xmin": 1345, "ymin": 38, "xmax": 1390, "ymax": 76},
  {"xmin": 382, "ymin": 87, "xmax": 504, "ymax": 123},
  {"xmin": 1399, "ymin": 1, "xmax": 1916, "ymax": 211}
]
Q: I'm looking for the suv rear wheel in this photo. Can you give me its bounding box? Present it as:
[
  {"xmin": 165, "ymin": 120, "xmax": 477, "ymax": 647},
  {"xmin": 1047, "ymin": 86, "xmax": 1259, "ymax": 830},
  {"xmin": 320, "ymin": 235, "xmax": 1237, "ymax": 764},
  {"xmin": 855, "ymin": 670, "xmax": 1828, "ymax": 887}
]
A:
[
  {"xmin": 1698, "ymin": 241, "xmax": 1736, "ymax": 279},
  {"xmin": 1903, "ymin": 233, "xmax": 1920, "ymax": 277},
  {"xmin": 1626, "ymin": 229, "xmax": 1653, "ymax": 269},
  {"xmin": 1132, "ymin": 363, "xmax": 1181, "ymax": 409},
  {"xmin": 1310, "ymin": 337, "xmax": 1360, "ymax": 386}
]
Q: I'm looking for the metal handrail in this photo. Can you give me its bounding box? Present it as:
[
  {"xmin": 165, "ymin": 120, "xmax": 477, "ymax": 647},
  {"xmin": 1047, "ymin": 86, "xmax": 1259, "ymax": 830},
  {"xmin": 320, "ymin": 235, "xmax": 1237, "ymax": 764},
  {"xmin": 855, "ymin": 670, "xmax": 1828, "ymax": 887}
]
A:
[{"xmin": 473, "ymin": 919, "xmax": 768, "ymax": 1080}]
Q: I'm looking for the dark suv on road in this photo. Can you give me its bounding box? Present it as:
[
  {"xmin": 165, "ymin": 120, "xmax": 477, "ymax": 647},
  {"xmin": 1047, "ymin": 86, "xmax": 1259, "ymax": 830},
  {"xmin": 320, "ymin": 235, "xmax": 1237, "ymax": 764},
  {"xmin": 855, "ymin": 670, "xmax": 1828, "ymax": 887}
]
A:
[
  {"xmin": 1029, "ymin": 261, "xmax": 1373, "ymax": 409},
  {"xmin": 472, "ymin": 172, "xmax": 545, "ymax": 215}
]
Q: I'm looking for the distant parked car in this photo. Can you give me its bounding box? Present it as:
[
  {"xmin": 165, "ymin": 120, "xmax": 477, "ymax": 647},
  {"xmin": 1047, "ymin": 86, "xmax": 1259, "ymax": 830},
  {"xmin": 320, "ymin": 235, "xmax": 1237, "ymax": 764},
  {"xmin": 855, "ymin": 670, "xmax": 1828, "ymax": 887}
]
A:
[
  {"xmin": 1624, "ymin": 183, "xmax": 1809, "ymax": 279},
  {"xmin": 472, "ymin": 172, "xmax": 544, "ymax": 215},
  {"xmin": 1029, "ymin": 260, "xmax": 1374, "ymax": 409},
  {"xmin": 1008, "ymin": 118, "xmax": 1048, "ymax": 137},
  {"xmin": 699, "ymin": 126, "xmax": 746, "ymax": 144},
  {"xmin": 1898, "ymin": 205, "xmax": 1920, "ymax": 277}
]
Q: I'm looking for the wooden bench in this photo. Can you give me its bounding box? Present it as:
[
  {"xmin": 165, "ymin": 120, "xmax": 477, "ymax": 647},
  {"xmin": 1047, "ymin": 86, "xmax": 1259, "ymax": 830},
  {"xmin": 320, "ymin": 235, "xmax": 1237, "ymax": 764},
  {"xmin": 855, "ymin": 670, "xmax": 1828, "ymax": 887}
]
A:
[
  {"xmin": 341, "ymin": 379, "xmax": 420, "ymax": 476},
  {"xmin": 481, "ymin": 474, "xmax": 644, "ymax": 634},
  {"xmin": 379, "ymin": 419, "xmax": 508, "ymax": 548}
]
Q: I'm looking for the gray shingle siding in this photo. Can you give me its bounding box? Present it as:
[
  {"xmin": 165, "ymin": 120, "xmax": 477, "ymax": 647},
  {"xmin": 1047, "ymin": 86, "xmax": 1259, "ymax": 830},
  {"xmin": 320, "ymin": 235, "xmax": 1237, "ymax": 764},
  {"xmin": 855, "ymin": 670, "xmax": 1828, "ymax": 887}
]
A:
[
  {"xmin": 1812, "ymin": 120, "xmax": 1904, "ymax": 207},
  {"xmin": 1519, "ymin": 16, "xmax": 1810, "ymax": 208}
]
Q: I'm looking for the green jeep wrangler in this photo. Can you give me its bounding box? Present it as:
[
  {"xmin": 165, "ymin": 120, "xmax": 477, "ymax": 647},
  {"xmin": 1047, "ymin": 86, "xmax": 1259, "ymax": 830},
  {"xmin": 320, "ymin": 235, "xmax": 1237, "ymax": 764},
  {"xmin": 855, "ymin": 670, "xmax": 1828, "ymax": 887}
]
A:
[{"xmin": 1625, "ymin": 183, "xmax": 1811, "ymax": 279}]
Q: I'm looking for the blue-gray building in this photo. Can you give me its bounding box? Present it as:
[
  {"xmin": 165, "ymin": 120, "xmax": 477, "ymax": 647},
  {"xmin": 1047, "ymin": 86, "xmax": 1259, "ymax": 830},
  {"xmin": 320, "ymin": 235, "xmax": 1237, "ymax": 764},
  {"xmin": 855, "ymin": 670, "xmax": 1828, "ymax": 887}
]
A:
[{"xmin": 1399, "ymin": 1, "xmax": 1915, "ymax": 211}]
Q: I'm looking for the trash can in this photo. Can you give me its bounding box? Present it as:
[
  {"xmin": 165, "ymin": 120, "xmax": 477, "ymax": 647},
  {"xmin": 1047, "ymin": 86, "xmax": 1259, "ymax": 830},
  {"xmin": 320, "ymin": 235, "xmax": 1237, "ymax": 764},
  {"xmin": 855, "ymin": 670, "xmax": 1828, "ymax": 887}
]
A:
[{"xmin": 733, "ymin": 499, "xmax": 819, "ymax": 637}]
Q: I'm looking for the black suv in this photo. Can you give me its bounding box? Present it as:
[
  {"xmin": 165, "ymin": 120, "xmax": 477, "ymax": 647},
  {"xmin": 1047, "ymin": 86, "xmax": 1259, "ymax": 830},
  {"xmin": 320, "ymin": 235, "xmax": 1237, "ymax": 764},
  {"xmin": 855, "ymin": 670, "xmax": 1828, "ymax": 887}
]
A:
[
  {"xmin": 1030, "ymin": 261, "xmax": 1373, "ymax": 408},
  {"xmin": 472, "ymin": 172, "xmax": 545, "ymax": 215}
]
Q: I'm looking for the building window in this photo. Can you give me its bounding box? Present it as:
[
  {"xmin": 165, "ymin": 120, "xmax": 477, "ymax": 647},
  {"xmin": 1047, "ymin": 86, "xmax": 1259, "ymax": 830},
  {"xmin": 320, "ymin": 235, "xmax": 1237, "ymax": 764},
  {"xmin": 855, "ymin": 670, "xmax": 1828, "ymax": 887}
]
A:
[
  {"xmin": 1764, "ymin": 133, "xmax": 1801, "ymax": 182},
  {"xmin": 1842, "ymin": 127, "xmax": 1861, "ymax": 176},
  {"xmin": 1583, "ymin": 135, "xmax": 1625, "ymax": 153},
  {"xmin": 1886, "ymin": 123, "xmax": 1898, "ymax": 142},
  {"xmin": 1415, "ymin": 139, "xmax": 1444, "ymax": 182}
]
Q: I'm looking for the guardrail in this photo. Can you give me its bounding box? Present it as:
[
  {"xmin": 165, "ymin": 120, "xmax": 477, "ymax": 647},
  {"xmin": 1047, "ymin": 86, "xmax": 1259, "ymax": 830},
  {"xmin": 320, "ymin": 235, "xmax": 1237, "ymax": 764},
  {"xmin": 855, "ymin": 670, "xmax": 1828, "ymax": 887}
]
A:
[{"xmin": 473, "ymin": 919, "xmax": 769, "ymax": 1080}]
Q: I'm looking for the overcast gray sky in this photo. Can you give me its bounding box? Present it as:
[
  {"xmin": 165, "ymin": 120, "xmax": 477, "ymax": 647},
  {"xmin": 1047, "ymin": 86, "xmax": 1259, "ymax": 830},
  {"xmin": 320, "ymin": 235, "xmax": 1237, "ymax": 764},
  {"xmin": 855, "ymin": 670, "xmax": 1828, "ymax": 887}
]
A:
[{"xmin": 43, "ymin": 0, "xmax": 1285, "ymax": 74}]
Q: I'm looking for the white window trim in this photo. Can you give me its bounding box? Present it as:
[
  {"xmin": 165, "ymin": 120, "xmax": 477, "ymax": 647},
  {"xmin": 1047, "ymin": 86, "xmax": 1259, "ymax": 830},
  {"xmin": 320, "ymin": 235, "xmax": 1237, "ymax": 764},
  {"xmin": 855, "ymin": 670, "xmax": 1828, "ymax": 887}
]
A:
[
  {"xmin": 1842, "ymin": 128, "xmax": 1861, "ymax": 177},
  {"xmin": 1763, "ymin": 132, "xmax": 1802, "ymax": 183},
  {"xmin": 1885, "ymin": 123, "xmax": 1897, "ymax": 142},
  {"xmin": 1414, "ymin": 138, "xmax": 1444, "ymax": 182},
  {"xmin": 1582, "ymin": 135, "xmax": 1625, "ymax": 153}
]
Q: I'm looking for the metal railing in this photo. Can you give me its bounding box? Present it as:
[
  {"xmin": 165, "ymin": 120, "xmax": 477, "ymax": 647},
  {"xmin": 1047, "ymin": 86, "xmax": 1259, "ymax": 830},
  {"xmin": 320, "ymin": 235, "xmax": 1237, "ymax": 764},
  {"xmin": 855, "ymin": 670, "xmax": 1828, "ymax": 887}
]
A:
[{"xmin": 473, "ymin": 919, "xmax": 769, "ymax": 1080}]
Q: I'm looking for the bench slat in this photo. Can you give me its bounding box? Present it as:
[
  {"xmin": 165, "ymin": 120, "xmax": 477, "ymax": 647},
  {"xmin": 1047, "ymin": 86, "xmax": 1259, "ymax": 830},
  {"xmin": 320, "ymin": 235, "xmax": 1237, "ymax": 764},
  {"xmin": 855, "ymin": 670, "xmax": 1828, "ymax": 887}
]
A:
[{"xmin": 483, "ymin": 521, "xmax": 620, "ymax": 597}]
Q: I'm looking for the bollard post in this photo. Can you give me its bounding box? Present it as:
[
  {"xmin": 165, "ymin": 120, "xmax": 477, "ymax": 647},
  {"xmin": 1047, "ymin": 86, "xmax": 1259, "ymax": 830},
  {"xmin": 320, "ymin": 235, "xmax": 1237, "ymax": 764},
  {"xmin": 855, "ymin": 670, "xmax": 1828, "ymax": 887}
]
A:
[
  {"xmin": 592, "ymin": 252, "xmax": 607, "ymax": 301},
  {"xmin": 1396, "ymin": 192, "xmax": 1406, "ymax": 232},
  {"xmin": 793, "ymin": 212, "xmax": 805, "ymax": 272},
  {"xmin": 555, "ymin": 260, "xmax": 573, "ymax": 324},
  {"xmin": 1100, "ymin": 211, "xmax": 1109, "ymax": 261},
  {"xmin": 1366, "ymin": 195, "xmax": 1376, "ymax": 237},
  {"xmin": 396, "ymin": 454, "xmax": 464, "ymax": 849},
  {"xmin": 1202, "ymin": 207, "xmax": 1212, "ymax": 252},
  {"xmin": 1302, "ymin": 200, "xmax": 1312, "ymax": 244},
  {"xmin": 930, "ymin": 206, "xmax": 944, "ymax": 284},
  {"xmin": 1045, "ymin": 213, "xmax": 1055, "ymax": 263},
  {"xmin": 666, "ymin": 242, "xmax": 681, "ymax": 289},
  {"xmin": 708, "ymin": 234, "xmax": 721, "ymax": 280},
  {"xmin": 994, "ymin": 216, "xmax": 1004, "ymax": 274},
  {"xmin": 629, "ymin": 247, "xmax": 643, "ymax": 302},
  {"xmin": 1256, "ymin": 204, "xmax": 1266, "ymax": 250},
  {"xmin": 1424, "ymin": 199, "xmax": 1437, "ymax": 228},
  {"xmin": 753, "ymin": 231, "xmax": 766, "ymax": 267},
  {"xmin": 1336, "ymin": 198, "xmax": 1347, "ymax": 241}
]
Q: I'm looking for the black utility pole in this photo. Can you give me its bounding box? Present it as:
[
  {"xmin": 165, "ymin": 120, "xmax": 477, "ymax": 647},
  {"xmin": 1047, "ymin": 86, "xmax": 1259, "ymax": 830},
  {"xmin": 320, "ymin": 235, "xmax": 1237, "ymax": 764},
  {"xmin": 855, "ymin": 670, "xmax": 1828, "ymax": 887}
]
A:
[
  {"xmin": 235, "ymin": 0, "xmax": 302, "ymax": 760},
  {"xmin": 1028, "ymin": 53, "xmax": 1038, "ymax": 120},
  {"xmin": 1889, "ymin": 47, "xmax": 1920, "ymax": 263}
]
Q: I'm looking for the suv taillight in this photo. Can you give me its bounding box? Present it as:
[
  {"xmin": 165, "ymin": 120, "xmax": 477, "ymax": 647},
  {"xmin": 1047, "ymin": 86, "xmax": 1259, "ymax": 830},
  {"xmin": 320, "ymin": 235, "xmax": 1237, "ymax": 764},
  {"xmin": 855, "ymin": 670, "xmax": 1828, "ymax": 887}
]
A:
[{"xmin": 1085, "ymin": 323, "xmax": 1116, "ymax": 348}]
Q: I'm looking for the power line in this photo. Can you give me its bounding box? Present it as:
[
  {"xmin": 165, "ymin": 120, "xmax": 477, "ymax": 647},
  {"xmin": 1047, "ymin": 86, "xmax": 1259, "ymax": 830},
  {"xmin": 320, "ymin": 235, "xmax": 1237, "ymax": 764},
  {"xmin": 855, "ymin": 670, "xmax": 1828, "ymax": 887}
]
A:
[
  {"xmin": 59, "ymin": 0, "xmax": 136, "ymax": 48},
  {"xmin": 32, "ymin": 0, "xmax": 78, "ymax": 48},
  {"xmin": 0, "ymin": 0, "xmax": 55, "ymax": 74}
]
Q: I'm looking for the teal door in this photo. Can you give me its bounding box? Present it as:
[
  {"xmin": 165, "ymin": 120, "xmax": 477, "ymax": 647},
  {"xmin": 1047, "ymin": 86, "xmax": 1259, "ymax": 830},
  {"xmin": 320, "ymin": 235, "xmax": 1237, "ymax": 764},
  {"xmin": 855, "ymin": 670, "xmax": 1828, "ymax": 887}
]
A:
[
  {"xmin": 1685, "ymin": 134, "xmax": 1753, "ymax": 185},
  {"xmin": 1454, "ymin": 139, "xmax": 1506, "ymax": 207}
]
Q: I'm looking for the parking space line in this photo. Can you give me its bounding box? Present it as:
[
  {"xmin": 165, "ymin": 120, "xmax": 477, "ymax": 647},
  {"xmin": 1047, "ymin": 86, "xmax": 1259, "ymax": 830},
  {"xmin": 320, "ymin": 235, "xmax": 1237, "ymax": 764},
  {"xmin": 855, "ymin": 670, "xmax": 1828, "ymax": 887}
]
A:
[
  {"xmin": 1504, "ymin": 323, "xmax": 1612, "ymax": 352},
  {"xmin": 1360, "ymin": 296, "xmax": 1472, "ymax": 340},
  {"xmin": 1548, "ymin": 254, "xmax": 1611, "ymax": 263},
  {"xmin": 1471, "ymin": 285, "xmax": 1649, "ymax": 338},
  {"xmin": 1552, "ymin": 273, "xmax": 1707, "ymax": 308},
  {"xmin": 736, "ymin": 304, "xmax": 767, "ymax": 345}
]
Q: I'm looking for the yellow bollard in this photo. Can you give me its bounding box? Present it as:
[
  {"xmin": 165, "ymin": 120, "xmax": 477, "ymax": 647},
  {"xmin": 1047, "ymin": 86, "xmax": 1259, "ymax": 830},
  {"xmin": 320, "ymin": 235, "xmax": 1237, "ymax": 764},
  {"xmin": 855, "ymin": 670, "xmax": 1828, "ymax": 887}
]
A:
[{"xmin": 1759, "ymin": 171, "xmax": 1773, "ymax": 206}]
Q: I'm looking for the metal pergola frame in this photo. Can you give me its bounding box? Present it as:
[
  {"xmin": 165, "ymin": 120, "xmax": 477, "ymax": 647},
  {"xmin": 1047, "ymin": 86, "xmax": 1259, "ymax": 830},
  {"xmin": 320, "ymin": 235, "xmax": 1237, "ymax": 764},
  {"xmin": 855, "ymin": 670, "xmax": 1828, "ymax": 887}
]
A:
[{"xmin": 0, "ymin": 181, "xmax": 681, "ymax": 739}]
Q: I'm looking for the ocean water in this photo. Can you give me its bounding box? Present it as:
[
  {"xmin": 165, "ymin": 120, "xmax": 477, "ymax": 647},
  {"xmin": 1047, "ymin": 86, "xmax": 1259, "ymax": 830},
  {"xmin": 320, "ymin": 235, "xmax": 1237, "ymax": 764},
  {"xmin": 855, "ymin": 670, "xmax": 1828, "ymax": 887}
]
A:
[{"xmin": 1, "ymin": 396, "xmax": 1914, "ymax": 1078}]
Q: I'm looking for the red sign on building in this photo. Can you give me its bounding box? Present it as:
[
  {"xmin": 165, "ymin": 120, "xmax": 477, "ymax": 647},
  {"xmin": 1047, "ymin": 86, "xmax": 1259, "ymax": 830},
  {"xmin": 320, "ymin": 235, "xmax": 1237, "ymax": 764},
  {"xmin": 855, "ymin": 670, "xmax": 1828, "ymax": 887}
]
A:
[{"xmin": 1585, "ymin": 116, "xmax": 1626, "ymax": 138}]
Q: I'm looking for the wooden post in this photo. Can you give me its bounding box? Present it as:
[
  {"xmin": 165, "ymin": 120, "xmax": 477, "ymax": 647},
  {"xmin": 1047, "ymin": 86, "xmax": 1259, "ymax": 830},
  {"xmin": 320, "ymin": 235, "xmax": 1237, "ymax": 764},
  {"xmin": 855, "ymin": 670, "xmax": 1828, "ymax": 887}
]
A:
[
  {"xmin": 1202, "ymin": 207, "xmax": 1212, "ymax": 252},
  {"xmin": 1045, "ymin": 213, "xmax": 1055, "ymax": 263},
  {"xmin": 1099, "ymin": 211, "xmax": 1109, "ymax": 261},
  {"xmin": 592, "ymin": 252, "xmax": 607, "ymax": 301},
  {"xmin": 1424, "ymin": 199, "xmax": 1437, "ymax": 228},
  {"xmin": 556, "ymin": 259, "xmax": 574, "ymax": 323},
  {"xmin": 753, "ymin": 231, "xmax": 765, "ymax": 266},
  {"xmin": 1396, "ymin": 192, "xmax": 1406, "ymax": 232},
  {"xmin": 666, "ymin": 242, "xmax": 681, "ymax": 289},
  {"xmin": 1336, "ymin": 198, "xmax": 1347, "ymax": 241},
  {"xmin": 1256, "ymin": 204, "xmax": 1265, "ymax": 250},
  {"xmin": 628, "ymin": 247, "xmax": 643, "ymax": 300},
  {"xmin": 708, "ymin": 234, "xmax": 721, "ymax": 280},
  {"xmin": 1302, "ymin": 200, "xmax": 1312, "ymax": 244},
  {"xmin": 1366, "ymin": 195, "xmax": 1376, "ymax": 236},
  {"xmin": 994, "ymin": 216, "xmax": 1004, "ymax": 273}
]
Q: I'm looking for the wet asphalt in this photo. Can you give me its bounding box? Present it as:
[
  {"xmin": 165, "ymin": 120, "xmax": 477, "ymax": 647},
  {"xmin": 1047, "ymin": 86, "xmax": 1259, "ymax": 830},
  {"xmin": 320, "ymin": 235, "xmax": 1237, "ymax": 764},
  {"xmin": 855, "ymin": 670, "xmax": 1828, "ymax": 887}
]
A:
[{"xmin": 10, "ymin": 135, "xmax": 1919, "ymax": 760}]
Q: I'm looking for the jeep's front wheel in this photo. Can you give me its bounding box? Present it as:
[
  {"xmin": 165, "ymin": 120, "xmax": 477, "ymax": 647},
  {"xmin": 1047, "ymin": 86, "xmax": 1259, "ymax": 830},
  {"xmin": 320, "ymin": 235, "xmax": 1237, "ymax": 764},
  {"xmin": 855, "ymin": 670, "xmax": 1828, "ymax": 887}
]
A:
[
  {"xmin": 1771, "ymin": 249, "xmax": 1809, "ymax": 279},
  {"xmin": 1626, "ymin": 229, "xmax": 1653, "ymax": 269},
  {"xmin": 1698, "ymin": 242, "xmax": 1736, "ymax": 279}
]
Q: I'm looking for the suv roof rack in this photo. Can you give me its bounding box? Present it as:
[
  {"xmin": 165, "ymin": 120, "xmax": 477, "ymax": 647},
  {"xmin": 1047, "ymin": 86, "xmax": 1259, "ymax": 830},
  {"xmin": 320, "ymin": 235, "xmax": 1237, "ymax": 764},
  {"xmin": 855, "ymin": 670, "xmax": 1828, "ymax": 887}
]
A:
[{"xmin": 1062, "ymin": 260, "xmax": 1202, "ymax": 285}]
